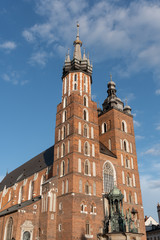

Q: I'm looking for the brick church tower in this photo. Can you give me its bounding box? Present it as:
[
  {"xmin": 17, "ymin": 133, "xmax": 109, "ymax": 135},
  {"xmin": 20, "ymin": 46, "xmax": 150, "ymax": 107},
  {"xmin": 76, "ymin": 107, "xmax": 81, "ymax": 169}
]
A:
[
  {"xmin": 0, "ymin": 24, "xmax": 146, "ymax": 240},
  {"xmin": 51, "ymin": 24, "xmax": 146, "ymax": 240}
]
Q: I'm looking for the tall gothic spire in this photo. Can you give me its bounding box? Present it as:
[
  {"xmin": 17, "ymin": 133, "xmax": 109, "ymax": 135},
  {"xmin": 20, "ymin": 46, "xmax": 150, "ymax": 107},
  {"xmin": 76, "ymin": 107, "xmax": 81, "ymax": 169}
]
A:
[
  {"xmin": 62, "ymin": 23, "xmax": 92, "ymax": 78},
  {"xmin": 73, "ymin": 23, "xmax": 82, "ymax": 60}
]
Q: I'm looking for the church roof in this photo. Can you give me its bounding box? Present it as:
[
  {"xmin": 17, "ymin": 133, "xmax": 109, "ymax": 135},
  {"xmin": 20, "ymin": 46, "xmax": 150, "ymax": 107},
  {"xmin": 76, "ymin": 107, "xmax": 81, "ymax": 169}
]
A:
[
  {"xmin": 0, "ymin": 146, "xmax": 54, "ymax": 191},
  {"xmin": 0, "ymin": 196, "xmax": 41, "ymax": 217},
  {"xmin": 99, "ymin": 142, "xmax": 117, "ymax": 158}
]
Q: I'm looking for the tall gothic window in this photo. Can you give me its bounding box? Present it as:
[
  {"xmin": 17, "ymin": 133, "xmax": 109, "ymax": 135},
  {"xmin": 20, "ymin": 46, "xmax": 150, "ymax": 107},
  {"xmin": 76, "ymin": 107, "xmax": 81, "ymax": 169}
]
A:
[
  {"xmin": 122, "ymin": 120, "xmax": 127, "ymax": 132},
  {"xmin": 103, "ymin": 162, "xmax": 114, "ymax": 193},
  {"xmin": 63, "ymin": 96, "xmax": 67, "ymax": 108},
  {"xmin": 61, "ymin": 160, "xmax": 65, "ymax": 176},
  {"xmin": 18, "ymin": 186, "xmax": 23, "ymax": 204},
  {"xmin": 83, "ymin": 109, "xmax": 88, "ymax": 121},
  {"xmin": 62, "ymin": 110, "xmax": 67, "ymax": 122},
  {"xmin": 73, "ymin": 74, "xmax": 78, "ymax": 90},
  {"xmin": 84, "ymin": 159, "xmax": 90, "ymax": 175},
  {"xmin": 84, "ymin": 95, "xmax": 88, "ymax": 107},
  {"xmin": 6, "ymin": 217, "xmax": 13, "ymax": 240},
  {"xmin": 84, "ymin": 142, "xmax": 90, "ymax": 156},
  {"xmin": 84, "ymin": 76, "xmax": 87, "ymax": 92},
  {"xmin": 84, "ymin": 124, "xmax": 88, "ymax": 137},
  {"xmin": 102, "ymin": 123, "xmax": 107, "ymax": 133}
]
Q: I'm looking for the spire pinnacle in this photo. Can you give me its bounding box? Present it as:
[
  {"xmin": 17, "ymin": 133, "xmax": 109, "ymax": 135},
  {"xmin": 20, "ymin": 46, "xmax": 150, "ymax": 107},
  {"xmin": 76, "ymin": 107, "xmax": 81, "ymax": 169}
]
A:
[
  {"xmin": 76, "ymin": 22, "xmax": 80, "ymax": 39},
  {"xmin": 125, "ymin": 98, "xmax": 128, "ymax": 106},
  {"xmin": 73, "ymin": 23, "xmax": 82, "ymax": 60},
  {"xmin": 110, "ymin": 73, "xmax": 112, "ymax": 82}
]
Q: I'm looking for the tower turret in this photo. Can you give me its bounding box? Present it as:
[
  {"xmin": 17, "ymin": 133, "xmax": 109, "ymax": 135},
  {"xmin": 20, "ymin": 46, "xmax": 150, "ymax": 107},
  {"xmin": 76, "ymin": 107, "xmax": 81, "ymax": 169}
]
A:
[{"xmin": 62, "ymin": 24, "xmax": 92, "ymax": 78}]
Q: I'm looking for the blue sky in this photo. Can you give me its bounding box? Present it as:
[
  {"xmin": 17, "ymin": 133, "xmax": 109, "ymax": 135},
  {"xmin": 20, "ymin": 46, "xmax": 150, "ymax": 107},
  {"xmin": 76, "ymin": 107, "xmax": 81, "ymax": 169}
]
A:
[{"xmin": 0, "ymin": 0, "xmax": 160, "ymax": 221}]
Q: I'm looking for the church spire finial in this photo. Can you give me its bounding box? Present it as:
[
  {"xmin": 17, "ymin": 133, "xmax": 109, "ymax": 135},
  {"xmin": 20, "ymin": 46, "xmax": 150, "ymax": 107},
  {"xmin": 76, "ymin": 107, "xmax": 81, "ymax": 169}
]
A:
[
  {"xmin": 110, "ymin": 73, "xmax": 112, "ymax": 82},
  {"xmin": 73, "ymin": 23, "xmax": 82, "ymax": 60},
  {"xmin": 76, "ymin": 21, "xmax": 80, "ymax": 39}
]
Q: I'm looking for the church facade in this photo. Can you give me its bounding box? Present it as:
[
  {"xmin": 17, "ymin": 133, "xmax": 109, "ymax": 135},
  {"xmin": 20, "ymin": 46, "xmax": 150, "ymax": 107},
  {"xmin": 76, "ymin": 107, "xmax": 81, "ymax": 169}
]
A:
[{"xmin": 0, "ymin": 25, "xmax": 146, "ymax": 240}]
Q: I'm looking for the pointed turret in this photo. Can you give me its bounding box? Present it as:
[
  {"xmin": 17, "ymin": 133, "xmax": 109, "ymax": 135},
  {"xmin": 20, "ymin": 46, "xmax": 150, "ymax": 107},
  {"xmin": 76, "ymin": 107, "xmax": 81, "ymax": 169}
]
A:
[
  {"xmin": 102, "ymin": 74, "xmax": 132, "ymax": 115},
  {"xmin": 62, "ymin": 23, "xmax": 93, "ymax": 79}
]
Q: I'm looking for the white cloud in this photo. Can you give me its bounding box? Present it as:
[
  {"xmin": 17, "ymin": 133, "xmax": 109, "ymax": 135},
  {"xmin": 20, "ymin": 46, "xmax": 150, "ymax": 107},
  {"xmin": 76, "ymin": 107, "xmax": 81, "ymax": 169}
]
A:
[
  {"xmin": 133, "ymin": 120, "xmax": 141, "ymax": 127},
  {"xmin": 143, "ymin": 144, "xmax": 160, "ymax": 156},
  {"xmin": 0, "ymin": 41, "xmax": 16, "ymax": 50},
  {"xmin": 155, "ymin": 89, "xmax": 160, "ymax": 95},
  {"xmin": 156, "ymin": 124, "xmax": 160, "ymax": 130},
  {"xmin": 1, "ymin": 72, "xmax": 29, "ymax": 86},
  {"xmin": 29, "ymin": 51, "xmax": 48, "ymax": 66},
  {"xmin": 140, "ymin": 174, "xmax": 160, "ymax": 221},
  {"xmin": 135, "ymin": 135, "xmax": 144, "ymax": 140}
]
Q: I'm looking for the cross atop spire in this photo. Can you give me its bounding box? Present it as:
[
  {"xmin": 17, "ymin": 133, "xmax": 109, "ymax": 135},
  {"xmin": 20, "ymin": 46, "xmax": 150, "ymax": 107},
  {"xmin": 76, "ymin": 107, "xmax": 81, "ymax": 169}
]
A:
[
  {"xmin": 110, "ymin": 73, "xmax": 112, "ymax": 82},
  {"xmin": 73, "ymin": 23, "xmax": 82, "ymax": 60}
]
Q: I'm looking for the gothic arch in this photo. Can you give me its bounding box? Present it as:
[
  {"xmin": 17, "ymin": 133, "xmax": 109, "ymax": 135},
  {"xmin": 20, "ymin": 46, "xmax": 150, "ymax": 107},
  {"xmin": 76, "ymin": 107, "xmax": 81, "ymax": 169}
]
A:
[{"xmin": 103, "ymin": 161, "xmax": 117, "ymax": 193}]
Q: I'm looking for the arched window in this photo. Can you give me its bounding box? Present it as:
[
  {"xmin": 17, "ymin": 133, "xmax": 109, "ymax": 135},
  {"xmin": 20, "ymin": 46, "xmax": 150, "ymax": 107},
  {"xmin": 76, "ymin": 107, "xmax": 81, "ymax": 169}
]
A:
[
  {"xmin": 62, "ymin": 125, "xmax": 66, "ymax": 140},
  {"xmin": 83, "ymin": 95, "xmax": 88, "ymax": 107},
  {"xmin": 40, "ymin": 175, "xmax": 45, "ymax": 195},
  {"xmin": 84, "ymin": 76, "xmax": 87, "ymax": 92},
  {"xmin": 129, "ymin": 192, "xmax": 132, "ymax": 203},
  {"xmin": 18, "ymin": 186, "xmax": 23, "ymax": 204},
  {"xmin": 28, "ymin": 180, "xmax": 34, "ymax": 200},
  {"xmin": 86, "ymin": 221, "xmax": 90, "ymax": 235},
  {"xmin": 67, "ymin": 159, "xmax": 70, "ymax": 173},
  {"xmin": 64, "ymin": 77, "xmax": 67, "ymax": 94},
  {"xmin": 122, "ymin": 120, "xmax": 127, "ymax": 132},
  {"xmin": 58, "ymin": 129, "xmax": 61, "ymax": 141},
  {"xmin": 61, "ymin": 143, "xmax": 65, "ymax": 157},
  {"xmin": 73, "ymin": 74, "xmax": 78, "ymax": 90},
  {"xmin": 127, "ymin": 173, "xmax": 130, "ymax": 186},
  {"xmin": 102, "ymin": 123, "xmax": 107, "ymax": 134},
  {"xmin": 125, "ymin": 158, "xmax": 130, "ymax": 168},
  {"xmin": 62, "ymin": 110, "xmax": 67, "ymax": 122},
  {"xmin": 63, "ymin": 96, "xmax": 67, "ymax": 108},
  {"xmin": 84, "ymin": 124, "xmax": 89, "ymax": 137},
  {"xmin": 123, "ymin": 139, "xmax": 129, "ymax": 152},
  {"xmin": 23, "ymin": 231, "xmax": 31, "ymax": 240},
  {"xmin": 68, "ymin": 140, "xmax": 70, "ymax": 153},
  {"xmin": 91, "ymin": 127, "xmax": 94, "ymax": 139},
  {"xmin": 132, "ymin": 174, "xmax": 136, "ymax": 187},
  {"xmin": 83, "ymin": 109, "xmax": 88, "ymax": 121},
  {"xmin": 85, "ymin": 182, "xmax": 90, "ymax": 195},
  {"xmin": 103, "ymin": 162, "xmax": 114, "ymax": 193},
  {"xmin": 122, "ymin": 171, "xmax": 125, "ymax": 184},
  {"xmin": 84, "ymin": 159, "xmax": 90, "ymax": 175},
  {"xmin": 81, "ymin": 202, "xmax": 85, "ymax": 212},
  {"xmin": 134, "ymin": 192, "xmax": 138, "ymax": 204},
  {"xmin": 84, "ymin": 142, "xmax": 90, "ymax": 156},
  {"xmin": 8, "ymin": 191, "xmax": 11, "ymax": 202},
  {"xmin": 6, "ymin": 217, "xmax": 13, "ymax": 240},
  {"xmin": 61, "ymin": 160, "xmax": 65, "ymax": 176}
]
